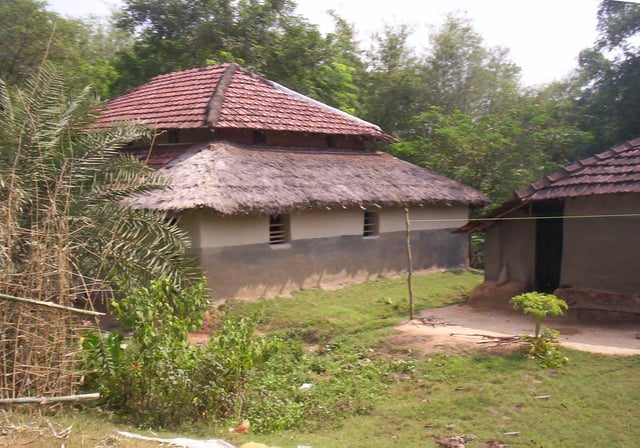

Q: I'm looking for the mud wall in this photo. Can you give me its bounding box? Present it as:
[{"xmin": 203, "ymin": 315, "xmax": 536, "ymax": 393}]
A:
[
  {"xmin": 561, "ymin": 193, "xmax": 640, "ymax": 293},
  {"xmin": 483, "ymin": 209, "xmax": 536, "ymax": 287},
  {"xmin": 196, "ymin": 228, "xmax": 468, "ymax": 300}
]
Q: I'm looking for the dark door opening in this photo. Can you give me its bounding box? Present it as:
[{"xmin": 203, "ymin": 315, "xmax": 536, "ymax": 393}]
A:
[{"xmin": 534, "ymin": 200, "xmax": 564, "ymax": 293}]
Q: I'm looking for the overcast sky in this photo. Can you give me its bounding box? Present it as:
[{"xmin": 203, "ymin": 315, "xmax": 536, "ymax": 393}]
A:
[{"xmin": 47, "ymin": 0, "xmax": 604, "ymax": 86}]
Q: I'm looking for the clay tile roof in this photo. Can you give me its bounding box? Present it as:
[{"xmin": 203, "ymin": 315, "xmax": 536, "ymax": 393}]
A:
[
  {"xmin": 98, "ymin": 63, "xmax": 394, "ymax": 141},
  {"xmin": 516, "ymin": 137, "xmax": 640, "ymax": 200},
  {"xmin": 456, "ymin": 137, "xmax": 640, "ymax": 233},
  {"xmin": 100, "ymin": 65, "xmax": 226, "ymax": 129},
  {"xmin": 126, "ymin": 141, "xmax": 488, "ymax": 215}
]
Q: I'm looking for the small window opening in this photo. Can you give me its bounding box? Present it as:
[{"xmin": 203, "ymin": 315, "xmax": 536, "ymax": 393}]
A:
[
  {"xmin": 363, "ymin": 210, "xmax": 379, "ymax": 237},
  {"xmin": 253, "ymin": 130, "xmax": 267, "ymax": 144},
  {"xmin": 325, "ymin": 135, "xmax": 335, "ymax": 148},
  {"xmin": 269, "ymin": 214, "xmax": 290, "ymax": 245},
  {"xmin": 167, "ymin": 129, "xmax": 180, "ymax": 143}
]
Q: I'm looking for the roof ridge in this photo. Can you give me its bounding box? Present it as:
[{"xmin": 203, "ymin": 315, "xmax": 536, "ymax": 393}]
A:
[
  {"xmin": 214, "ymin": 64, "xmax": 391, "ymax": 136},
  {"xmin": 105, "ymin": 64, "xmax": 227, "ymax": 107},
  {"xmin": 206, "ymin": 63, "xmax": 239, "ymax": 127}
]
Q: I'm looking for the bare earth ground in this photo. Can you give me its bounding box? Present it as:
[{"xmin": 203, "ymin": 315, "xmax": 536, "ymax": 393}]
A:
[{"xmin": 394, "ymin": 304, "xmax": 640, "ymax": 356}]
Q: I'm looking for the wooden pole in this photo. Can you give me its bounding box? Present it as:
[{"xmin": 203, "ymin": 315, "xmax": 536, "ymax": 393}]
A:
[{"xmin": 405, "ymin": 208, "xmax": 414, "ymax": 320}]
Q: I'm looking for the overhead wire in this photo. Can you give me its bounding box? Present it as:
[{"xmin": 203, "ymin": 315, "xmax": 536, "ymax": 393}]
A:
[{"xmin": 408, "ymin": 212, "xmax": 640, "ymax": 224}]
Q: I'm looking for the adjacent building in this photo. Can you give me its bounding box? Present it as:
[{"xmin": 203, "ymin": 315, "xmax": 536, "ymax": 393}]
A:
[{"xmin": 459, "ymin": 138, "xmax": 640, "ymax": 320}]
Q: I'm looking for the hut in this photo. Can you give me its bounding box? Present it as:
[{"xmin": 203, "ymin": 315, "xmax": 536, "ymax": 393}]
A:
[
  {"xmin": 98, "ymin": 63, "xmax": 488, "ymax": 300},
  {"xmin": 459, "ymin": 138, "xmax": 640, "ymax": 321}
]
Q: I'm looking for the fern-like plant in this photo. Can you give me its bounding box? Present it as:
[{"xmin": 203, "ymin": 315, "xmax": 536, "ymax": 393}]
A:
[{"xmin": 0, "ymin": 64, "xmax": 201, "ymax": 305}]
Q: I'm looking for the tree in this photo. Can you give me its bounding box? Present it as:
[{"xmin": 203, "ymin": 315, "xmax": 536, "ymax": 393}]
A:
[
  {"xmin": 422, "ymin": 14, "xmax": 521, "ymax": 118},
  {"xmin": 0, "ymin": 65, "xmax": 201, "ymax": 306},
  {"xmin": 0, "ymin": 0, "xmax": 126, "ymax": 96},
  {"xmin": 360, "ymin": 24, "xmax": 425, "ymax": 136},
  {"xmin": 112, "ymin": 0, "xmax": 364, "ymax": 112},
  {"xmin": 394, "ymin": 96, "xmax": 591, "ymax": 206},
  {"xmin": 394, "ymin": 106, "xmax": 552, "ymax": 206},
  {"xmin": 570, "ymin": 0, "xmax": 640, "ymax": 152}
]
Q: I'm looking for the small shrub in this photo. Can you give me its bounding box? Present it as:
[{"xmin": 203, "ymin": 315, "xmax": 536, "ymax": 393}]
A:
[
  {"xmin": 510, "ymin": 292, "xmax": 568, "ymax": 337},
  {"xmin": 91, "ymin": 278, "xmax": 207, "ymax": 427},
  {"xmin": 528, "ymin": 328, "xmax": 570, "ymax": 368},
  {"xmin": 81, "ymin": 278, "xmax": 281, "ymax": 428},
  {"xmin": 191, "ymin": 313, "xmax": 283, "ymax": 420},
  {"xmin": 510, "ymin": 291, "xmax": 569, "ymax": 368}
]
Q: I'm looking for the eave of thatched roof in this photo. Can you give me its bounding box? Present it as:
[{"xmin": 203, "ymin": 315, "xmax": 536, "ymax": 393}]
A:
[{"xmin": 127, "ymin": 141, "xmax": 488, "ymax": 215}]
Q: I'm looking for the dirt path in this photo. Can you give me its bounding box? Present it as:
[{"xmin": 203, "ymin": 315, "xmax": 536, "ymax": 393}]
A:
[{"xmin": 395, "ymin": 304, "xmax": 640, "ymax": 356}]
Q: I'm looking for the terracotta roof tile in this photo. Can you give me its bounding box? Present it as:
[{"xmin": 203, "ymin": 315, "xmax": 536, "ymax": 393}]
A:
[
  {"xmin": 97, "ymin": 64, "xmax": 393, "ymax": 141},
  {"xmin": 456, "ymin": 138, "xmax": 640, "ymax": 233},
  {"xmin": 517, "ymin": 138, "xmax": 640, "ymax": 200}
]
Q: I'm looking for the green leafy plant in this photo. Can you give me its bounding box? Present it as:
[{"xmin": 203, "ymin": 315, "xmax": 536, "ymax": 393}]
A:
[
  {"xmin": 83, "ymin": 278, "xmax": 284, "ymax": 429},
  {"xmin": 92, "ymin": 278, "xmax": 207, "ymax": 427},
  {"xmin": 529, "ymin": 328, "xmax": 570, "ymax": 368},
  {"xmin": 192, "ymin": 313, "xmax": 283, "ymax": 421},
  {"xmin": 510, "ymin": 292, "xmax": 568, "ymax": 338},
  {"xmin": 510, "ymin": 292, "xmax": 569, "ymax": 367},
  {"xmin": 243, "ymin": 341, "xmax": 416, "ymax": 433}
]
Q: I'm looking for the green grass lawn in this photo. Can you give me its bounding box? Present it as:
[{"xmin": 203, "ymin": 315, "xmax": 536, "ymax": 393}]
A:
[
  {"xmin": 4, "ymin": 270, "xmax": 639, "ymax": 447},
  {"xmin": 222, "ymin": 270, "xmax": 640, "ymax": 448}
]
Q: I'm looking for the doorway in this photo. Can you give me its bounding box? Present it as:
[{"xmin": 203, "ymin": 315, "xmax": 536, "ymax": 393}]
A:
[{"xmin": 534, "ymin": 200, "xmax": 564, "ymax": 293}]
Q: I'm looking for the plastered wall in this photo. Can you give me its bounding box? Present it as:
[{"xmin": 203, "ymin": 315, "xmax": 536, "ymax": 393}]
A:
[
  {"xmin": 186, "ymin": 205, "xmax": 468, "ymax": 249},
  {"xmin": 179, "ymin": 205, "xmax": 470, "ymax": 299},
  {"xmin": 196, "ymin": 228, "xmax": 469, "ymax": 300},
  {"xmin": 380, "ymin": 205, "xmax": 469, "ymax": 233}
]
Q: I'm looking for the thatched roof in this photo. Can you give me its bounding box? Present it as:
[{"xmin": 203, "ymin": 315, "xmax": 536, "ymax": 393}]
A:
[
  {"xmin": 97, "ymin": 63, "xmax": 393, "ymax": 142},
  {"xmin": 127, "ymin": 141, "xmax": 488, "ymax": 215},
  {"xmin": 458, "ymin": 137, "xmax": 640, "ymax": 233}
]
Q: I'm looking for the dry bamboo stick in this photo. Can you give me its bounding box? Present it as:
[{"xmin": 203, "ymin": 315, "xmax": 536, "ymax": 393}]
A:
[
  {"xmin": 0, "ymin": 292, "xmax": 103, "ymax": 316},
  {"xmin": 0, "ymin": 393, "xmax": 99, "ymax": 404}
]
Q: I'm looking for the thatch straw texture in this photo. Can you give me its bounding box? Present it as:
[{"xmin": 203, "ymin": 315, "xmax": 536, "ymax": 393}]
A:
[{"xmin": 128, "ymin": 142, "xmax": 488, "ymax": 215}]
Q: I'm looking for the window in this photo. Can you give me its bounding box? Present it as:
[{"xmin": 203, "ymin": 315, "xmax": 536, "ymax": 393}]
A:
[
  {"xmin": 253, "ymin": 130, "xmax": 267, "ymax": 144},
  {"xmin": 325, "ymin": 135, "xmax": 335, "ymax": 148},
  {"xmin": 167, "ymin": 129, "xmax": 180, "ymax": 143},
  {"xmin": 269, "ymin": 214, "xmax": 290, "ymax": 245},
  {"xmin": 363, "ymin": 210, "xmax": 379, "ymax": 237}
]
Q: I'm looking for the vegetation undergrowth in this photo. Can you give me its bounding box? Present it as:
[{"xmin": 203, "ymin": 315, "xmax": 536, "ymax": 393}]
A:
[
  {"xmin": 36, "ymin": 270, "xmax": 637, "ymax": 448},
  {"xmin": 227, "ymin": 270, "xmax": 479, "ymax": 348},
  {"xmin": 218, "ymin": 271, "xmax": 639, "ymax": 448},
  {"xmin": 81, "ymin": 278, "xmax": 282, "ymax": 429}
]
